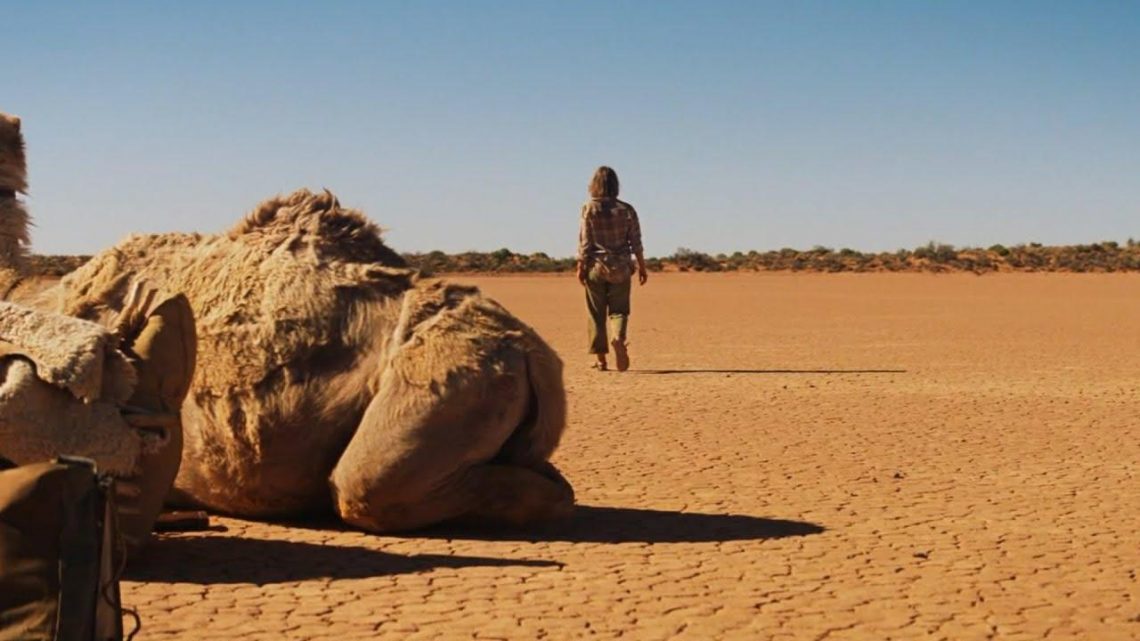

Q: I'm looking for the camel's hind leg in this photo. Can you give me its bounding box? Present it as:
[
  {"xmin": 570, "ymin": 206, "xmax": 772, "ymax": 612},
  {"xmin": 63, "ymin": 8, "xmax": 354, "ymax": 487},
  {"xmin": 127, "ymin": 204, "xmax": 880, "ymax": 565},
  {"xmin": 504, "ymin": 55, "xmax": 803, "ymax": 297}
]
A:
[
  {"xmin": 329, "ymin": 336, "xmax": 573, "ymax": 534},
  {"xmin": 455, "ymin": 461, "xmax": 574, "ymax": 527},
  {"xmin": 341, "ymin": 462, "xmax": 574, "ymax": 533}
]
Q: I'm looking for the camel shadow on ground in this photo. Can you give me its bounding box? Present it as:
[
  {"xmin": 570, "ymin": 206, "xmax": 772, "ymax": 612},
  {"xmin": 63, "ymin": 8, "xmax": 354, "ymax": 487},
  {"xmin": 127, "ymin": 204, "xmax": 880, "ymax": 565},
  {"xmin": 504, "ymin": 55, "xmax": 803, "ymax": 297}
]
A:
[
  {"xmin": 124, "ymin": 535, "xmax": 560, "ymax": 585},
  {"xmin": 631, "ymin": 368, "xmax": 906, "ymax": 375},
  {"xmin": 418, "ymin": 505, "xmax": 825, "ymax": 544}
]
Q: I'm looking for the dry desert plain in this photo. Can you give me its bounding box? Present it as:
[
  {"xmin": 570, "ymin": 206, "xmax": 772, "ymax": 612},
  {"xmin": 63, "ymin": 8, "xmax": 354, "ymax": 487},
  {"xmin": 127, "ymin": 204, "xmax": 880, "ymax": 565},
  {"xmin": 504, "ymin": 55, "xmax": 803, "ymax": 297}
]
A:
[{"xmin": 123, "ymin": 272, "xmax": 1140, "ymax": 640}]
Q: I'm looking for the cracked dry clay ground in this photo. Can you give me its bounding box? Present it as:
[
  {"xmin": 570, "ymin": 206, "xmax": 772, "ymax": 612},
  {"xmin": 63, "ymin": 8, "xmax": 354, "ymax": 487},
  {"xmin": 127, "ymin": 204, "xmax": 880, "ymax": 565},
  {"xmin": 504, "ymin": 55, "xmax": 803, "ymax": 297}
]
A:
[{"xmin": 123, "ymin": 273, "xmax": 1139, "ymax": 640}]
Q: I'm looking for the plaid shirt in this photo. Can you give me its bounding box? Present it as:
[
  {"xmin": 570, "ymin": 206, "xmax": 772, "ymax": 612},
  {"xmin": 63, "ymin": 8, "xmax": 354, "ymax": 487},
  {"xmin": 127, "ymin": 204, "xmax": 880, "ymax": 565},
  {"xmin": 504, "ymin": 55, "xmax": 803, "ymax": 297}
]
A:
[{"xmin": 577, "ymin": 198, "xmax": 643, "ymax": 271}]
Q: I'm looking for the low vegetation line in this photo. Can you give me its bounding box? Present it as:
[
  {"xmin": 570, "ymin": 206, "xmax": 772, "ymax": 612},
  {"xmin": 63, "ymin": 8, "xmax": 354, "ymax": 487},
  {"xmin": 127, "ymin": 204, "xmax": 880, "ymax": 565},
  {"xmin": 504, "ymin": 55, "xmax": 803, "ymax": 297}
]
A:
[{"xmin": 29, "ymin": 240, "xmax": 1140, "ymax": 277}]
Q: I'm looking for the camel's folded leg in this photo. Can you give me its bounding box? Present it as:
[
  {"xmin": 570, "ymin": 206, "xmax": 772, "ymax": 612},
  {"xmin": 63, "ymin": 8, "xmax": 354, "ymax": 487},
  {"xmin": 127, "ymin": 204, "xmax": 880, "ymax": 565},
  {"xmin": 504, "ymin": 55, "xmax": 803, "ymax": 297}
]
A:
[
  {"xmin": 448, "ymin": 462, "xmax": 574, "ymax": 528},
  {"xmin": 338, "ymin": 462, "xmax": 573, "ymax": 533},
  {"xmin": 330, "ymin": 335, "xmax": 573, "ymax": 533}
]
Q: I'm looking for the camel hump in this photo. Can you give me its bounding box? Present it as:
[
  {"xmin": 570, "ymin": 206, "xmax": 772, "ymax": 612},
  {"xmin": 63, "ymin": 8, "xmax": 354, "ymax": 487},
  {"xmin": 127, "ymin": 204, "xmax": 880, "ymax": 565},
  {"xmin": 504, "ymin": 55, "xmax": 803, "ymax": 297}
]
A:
[{"xmin": 228, "ymin": 188, "xmax": 407, "ymax": 267}]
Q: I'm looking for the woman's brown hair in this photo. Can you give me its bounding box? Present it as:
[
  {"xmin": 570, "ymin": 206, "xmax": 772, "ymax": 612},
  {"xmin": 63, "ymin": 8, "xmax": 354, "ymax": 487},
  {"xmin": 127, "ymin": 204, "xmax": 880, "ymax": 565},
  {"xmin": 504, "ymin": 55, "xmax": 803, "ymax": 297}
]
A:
[{"xmin": 588, "ymin": 166, "xmax": 619, "ymax": 199}]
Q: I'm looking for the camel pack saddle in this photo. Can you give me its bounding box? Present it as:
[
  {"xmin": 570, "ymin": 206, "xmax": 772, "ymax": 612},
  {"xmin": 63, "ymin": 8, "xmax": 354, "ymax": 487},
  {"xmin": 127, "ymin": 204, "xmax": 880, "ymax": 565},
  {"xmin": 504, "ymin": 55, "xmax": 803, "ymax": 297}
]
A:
[{"xmin": 0, "ymin": 456, "xmax": 127, "ymax": 641}]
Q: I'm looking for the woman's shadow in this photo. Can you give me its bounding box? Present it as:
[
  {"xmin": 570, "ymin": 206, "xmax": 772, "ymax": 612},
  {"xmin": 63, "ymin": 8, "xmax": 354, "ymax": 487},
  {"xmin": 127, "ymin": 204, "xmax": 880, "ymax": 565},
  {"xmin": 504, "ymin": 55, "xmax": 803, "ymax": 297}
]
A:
[{"xmin": 419, "ymin": 505, "xmax": 824, "ymax": 543}]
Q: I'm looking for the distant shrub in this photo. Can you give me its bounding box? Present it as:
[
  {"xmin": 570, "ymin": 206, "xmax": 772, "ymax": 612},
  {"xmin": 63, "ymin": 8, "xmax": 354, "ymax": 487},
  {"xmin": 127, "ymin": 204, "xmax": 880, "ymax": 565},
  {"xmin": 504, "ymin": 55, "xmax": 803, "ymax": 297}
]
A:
[
  {"xmin": 912, "ymin": 241, "xmax": 957, "ymax": 263},
  {"xmin": 388, "ymin": 239, "xmax": 1140, "ymax": 275},
  {"xmin": 670, "ymin": 247, "xmax": 721, "ymax": 272}
]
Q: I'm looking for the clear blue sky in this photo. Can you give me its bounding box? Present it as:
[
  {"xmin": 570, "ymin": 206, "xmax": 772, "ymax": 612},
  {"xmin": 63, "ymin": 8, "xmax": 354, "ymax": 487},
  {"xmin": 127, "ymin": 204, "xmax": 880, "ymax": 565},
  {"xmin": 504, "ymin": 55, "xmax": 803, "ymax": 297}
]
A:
[{"xmin": 7, "ymin": 1, "xmax": 1139, "ymax": 257}]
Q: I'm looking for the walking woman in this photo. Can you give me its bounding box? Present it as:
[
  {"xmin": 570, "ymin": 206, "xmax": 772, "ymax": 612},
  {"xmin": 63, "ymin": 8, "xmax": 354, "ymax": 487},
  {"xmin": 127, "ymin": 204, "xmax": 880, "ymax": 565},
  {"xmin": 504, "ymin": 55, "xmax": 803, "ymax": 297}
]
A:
[{"xmin": 576, "ymin": 166, "xmax": 648, "ymax": 371}]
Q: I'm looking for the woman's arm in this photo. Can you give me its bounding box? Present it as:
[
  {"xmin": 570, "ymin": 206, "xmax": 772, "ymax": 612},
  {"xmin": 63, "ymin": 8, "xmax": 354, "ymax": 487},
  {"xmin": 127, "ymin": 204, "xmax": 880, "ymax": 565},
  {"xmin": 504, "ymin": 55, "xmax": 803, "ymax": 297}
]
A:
[
  {"xmin": 628, "ymin": 207, "xmax": 648, "ymax": 285},
  {"xmin": 576, "ymin": 207, "xmax": 591, "ymax": 285}
]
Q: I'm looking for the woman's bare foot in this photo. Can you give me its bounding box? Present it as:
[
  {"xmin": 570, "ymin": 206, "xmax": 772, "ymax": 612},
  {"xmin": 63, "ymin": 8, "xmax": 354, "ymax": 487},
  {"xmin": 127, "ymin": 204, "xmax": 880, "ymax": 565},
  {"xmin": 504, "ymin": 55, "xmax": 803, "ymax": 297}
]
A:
[{"xmin": 611, "ymin": 339, "xmax": 630, "ymax": 372}]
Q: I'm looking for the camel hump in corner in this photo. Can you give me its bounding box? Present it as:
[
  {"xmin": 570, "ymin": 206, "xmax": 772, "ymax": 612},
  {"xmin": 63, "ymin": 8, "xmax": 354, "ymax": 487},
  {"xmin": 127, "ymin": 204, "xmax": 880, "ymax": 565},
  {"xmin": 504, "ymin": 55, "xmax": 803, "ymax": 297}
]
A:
[{"xmin": 228, "ymin": 188, "xmax": 408, "ymax": 267}]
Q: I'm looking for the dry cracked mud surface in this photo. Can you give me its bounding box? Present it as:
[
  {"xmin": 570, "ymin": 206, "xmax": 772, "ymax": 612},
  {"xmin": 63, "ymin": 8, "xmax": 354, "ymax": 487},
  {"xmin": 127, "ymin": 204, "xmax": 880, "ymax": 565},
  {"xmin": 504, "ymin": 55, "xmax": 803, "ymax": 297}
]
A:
[{"xmin": 123, "ymin": 273, "xmax": 1140, "ymax": 640}]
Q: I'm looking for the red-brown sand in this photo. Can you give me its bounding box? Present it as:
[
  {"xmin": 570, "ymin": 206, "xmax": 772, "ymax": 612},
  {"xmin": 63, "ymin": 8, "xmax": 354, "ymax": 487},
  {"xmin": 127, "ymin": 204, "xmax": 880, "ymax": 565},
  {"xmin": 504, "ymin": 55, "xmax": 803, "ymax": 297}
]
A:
[{"xmin": 123, "ymin": 273, "xmax": 1140, "ymax": 640}]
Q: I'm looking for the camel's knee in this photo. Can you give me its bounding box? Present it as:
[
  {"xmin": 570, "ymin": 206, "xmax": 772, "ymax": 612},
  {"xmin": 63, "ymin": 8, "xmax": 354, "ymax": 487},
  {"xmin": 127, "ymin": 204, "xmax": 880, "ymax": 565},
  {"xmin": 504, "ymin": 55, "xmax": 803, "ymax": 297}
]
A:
[
  {"xmin": 330, "ymin": 473, "xmax": 454, "ymax": 534},
  {"xmin": 329, "ymin": 467, "xmax": 377, "ymax": 530},
  {"xmin": 332, "ymin": 492, "xmax": 397, "ymax": 533}
]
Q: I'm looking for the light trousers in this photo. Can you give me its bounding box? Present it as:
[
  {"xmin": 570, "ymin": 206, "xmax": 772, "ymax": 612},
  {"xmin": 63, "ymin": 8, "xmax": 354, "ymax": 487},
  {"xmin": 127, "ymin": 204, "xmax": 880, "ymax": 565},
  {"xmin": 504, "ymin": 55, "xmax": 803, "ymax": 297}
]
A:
[{"xmin": 585, "ymin": 273, "xmax": 631, "ymax": 354}]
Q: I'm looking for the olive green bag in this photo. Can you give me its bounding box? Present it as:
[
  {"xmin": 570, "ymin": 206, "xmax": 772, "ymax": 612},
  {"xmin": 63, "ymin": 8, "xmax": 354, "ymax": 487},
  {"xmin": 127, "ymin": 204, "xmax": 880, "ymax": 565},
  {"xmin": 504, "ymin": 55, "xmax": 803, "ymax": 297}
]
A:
[{"xmin": 0, "ymin": 457, "xmax": 126, "ymax": 641}]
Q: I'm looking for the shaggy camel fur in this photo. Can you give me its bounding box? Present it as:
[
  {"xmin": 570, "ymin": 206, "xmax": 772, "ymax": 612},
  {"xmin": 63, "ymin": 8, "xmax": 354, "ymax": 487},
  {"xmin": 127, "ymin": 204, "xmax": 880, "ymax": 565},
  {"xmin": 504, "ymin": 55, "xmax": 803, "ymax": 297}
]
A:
[
  {"xmin": 0, "ymin": 113, "xmax": 30, "ymax": 298},
  {"xmin": 0, "ymin": 112, "xmax": 196, "ymax": 551},
  {"xmin": 40, "ymin": 188, "xmax": 573, "ymax": 532}
]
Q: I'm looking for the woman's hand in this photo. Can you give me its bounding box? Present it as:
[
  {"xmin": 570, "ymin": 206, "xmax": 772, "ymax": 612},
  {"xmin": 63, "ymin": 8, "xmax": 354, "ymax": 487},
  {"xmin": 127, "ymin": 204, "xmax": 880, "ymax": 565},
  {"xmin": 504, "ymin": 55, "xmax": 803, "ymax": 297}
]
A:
[
  {"xmin": 577, "ymin": 263, "xmax": 587, "ymax": 285},
  {"xmin": 634, "ymin": 252, "xmax": 648, "ymax": 286}
]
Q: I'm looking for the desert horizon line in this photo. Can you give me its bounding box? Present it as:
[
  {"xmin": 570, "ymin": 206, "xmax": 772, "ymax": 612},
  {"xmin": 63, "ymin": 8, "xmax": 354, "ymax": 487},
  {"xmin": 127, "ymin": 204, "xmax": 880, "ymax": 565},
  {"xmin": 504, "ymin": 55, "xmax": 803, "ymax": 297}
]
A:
[
  {"xmin": 27, "ymin": 238, "xmax": 1140, "ymax": 277},
  {"xmin": 31, "ymin": 238, "xmax": 1140, "ymax": 263},
  {"xmin": 396, "ymin": 238, "xmax": 1140, "ymax": 261}
]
